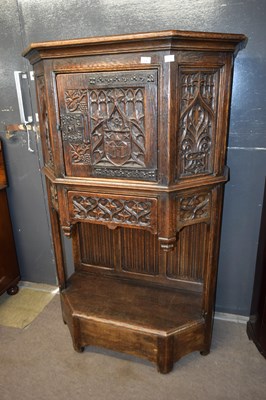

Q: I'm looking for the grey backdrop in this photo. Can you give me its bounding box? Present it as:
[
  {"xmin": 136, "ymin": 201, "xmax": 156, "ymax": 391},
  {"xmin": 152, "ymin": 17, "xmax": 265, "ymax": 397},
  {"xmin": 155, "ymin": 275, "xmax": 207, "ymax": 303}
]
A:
[{"xmin": 0, "ymin": 0, "xmax": 265, "ymax": 316}]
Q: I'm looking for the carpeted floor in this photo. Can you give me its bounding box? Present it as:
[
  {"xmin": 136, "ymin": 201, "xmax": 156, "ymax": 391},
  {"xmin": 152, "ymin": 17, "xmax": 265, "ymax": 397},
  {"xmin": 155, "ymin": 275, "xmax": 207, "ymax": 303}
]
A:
[{"xmin": 0, "ymin": 294, "xmax": 265, "ymax": 400}]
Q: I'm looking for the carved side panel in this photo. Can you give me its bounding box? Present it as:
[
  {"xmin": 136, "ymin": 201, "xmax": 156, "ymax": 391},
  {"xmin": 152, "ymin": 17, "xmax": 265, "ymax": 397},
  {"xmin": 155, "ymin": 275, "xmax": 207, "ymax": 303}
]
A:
[
  {"xmin": 177, "ymin": 69, "xmax": 219, "ymax": 178},
  {"xmin": 56, "ymin": 70, "xmax": 158, "ymax": 180},
  {"xmin": 36, "ymin": 76, "xmax": 54, "ymax": 167},
  {"xmin": 68, "ymin": 192, "xmax": 157, "ymax": 233},
  {"xmin": 60, "ymin": 113, "xmax": 91, "ymax": 165}
]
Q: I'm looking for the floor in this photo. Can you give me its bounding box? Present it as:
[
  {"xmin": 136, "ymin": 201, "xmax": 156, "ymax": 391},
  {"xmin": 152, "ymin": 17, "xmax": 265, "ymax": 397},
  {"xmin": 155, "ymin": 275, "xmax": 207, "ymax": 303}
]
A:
[{"xmin": 0, "ymin": 294, "xmax": 265, "ymax": 400}]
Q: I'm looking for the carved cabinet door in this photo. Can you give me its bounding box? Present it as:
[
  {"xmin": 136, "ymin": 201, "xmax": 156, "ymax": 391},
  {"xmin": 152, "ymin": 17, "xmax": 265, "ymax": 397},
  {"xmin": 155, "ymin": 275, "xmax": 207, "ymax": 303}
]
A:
[{"xmin": 56, "ymin": 70, "xmax": 158, "ymax": 181}]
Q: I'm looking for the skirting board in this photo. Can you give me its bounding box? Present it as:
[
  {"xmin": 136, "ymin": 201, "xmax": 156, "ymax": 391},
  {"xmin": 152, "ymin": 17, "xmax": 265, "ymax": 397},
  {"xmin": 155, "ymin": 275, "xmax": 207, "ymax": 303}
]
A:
[{"xmin": 214, "ymin": 312, "xmax": 248, "ymax": 324}]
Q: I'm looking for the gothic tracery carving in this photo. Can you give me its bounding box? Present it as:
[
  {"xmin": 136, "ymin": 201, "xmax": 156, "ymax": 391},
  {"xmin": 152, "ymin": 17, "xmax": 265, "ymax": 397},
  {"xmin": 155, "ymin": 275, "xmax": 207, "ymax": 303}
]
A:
[
  {"xmin": 89, "ymin": 87, "xmax": 145, "ymax": 167},
  {"xmin": 179, "ymin": 70, "xmax": 218, "ymax": 176},
  {"xmin": 71, "ymin": 195, "xmax": 155, "ymax": 230}
]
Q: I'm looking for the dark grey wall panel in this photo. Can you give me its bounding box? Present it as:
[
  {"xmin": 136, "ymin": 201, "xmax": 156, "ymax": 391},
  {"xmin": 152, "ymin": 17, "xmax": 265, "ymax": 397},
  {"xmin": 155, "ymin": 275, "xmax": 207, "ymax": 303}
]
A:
[
  {"xmin": 0, "ymin": 0, "xmax": 56, "ymax": 284},
  {"xmin": 1, "ymin": 0, "xmax": 265, "ymax": 314},
  {"xmin": 0, "ymin": 0, "xmax": 24, "ymax": 131},
  {"xmin": 216, "ymin": 148, "xmax": 266, "ymax": 315},
  {"xmin": 229, "ymin": 57, "xmax": 266, "ymax": 145}
]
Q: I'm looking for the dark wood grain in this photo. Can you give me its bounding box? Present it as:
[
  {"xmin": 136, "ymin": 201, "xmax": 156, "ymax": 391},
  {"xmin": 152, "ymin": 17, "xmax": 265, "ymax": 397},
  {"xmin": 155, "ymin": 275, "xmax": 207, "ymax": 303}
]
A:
[
  {"xmin": 24, "ymin": 30, "xmax": 246, "ymax": 372},
  {"xmin": 0, "ymin": 141, "xmax": 20, "ymax": 296},
  {"xmin": 61, "ymin": 272, "xmax": 205, "ymax": 372},
  {"xmin": 22, "ymin": 30, "xmax": 247, "ymax": 63},
  {"xmin": 0, "ymin": 141, "xmax": 7, "ymax": 187},
  {"xmin": 167, "ymin": 223, "xmax": 209, "ymax": 281},
  {"xmin": 247, "ymin": 178, "xmax": 266, "ymax": 357},
  {"xmin": 79, "ymin": 223, "xmax": 117, "ymax": 270}
]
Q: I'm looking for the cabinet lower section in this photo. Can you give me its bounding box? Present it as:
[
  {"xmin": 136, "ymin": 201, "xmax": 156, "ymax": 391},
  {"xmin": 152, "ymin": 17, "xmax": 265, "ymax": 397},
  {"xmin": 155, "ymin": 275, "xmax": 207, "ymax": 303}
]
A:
[{"xmin": 61, "ymin": 272, "xmax": 209, "ymax": 373}]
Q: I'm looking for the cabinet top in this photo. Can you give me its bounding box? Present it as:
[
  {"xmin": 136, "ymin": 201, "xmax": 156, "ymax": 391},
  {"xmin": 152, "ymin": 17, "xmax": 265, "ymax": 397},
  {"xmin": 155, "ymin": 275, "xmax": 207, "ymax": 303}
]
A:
[{"xmin": 23, "ymin": 29, "xmax": 247, "ymax": 64}]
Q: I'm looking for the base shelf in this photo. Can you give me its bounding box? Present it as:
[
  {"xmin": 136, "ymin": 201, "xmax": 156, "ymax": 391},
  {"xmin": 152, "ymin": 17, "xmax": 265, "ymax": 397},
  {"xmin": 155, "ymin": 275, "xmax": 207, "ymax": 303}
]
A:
[{"xmin": 61, "ymin": 272, "xmax": 208, "ymax": 373}]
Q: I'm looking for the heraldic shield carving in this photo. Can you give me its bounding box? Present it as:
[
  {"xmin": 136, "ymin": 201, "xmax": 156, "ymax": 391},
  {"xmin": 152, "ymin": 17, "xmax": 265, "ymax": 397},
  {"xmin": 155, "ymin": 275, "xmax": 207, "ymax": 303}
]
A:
[
  {"xmin": 103, "ymin": 107, "xmax": 132, "ymax": 166},
  {"xmin": 90, "ymin": 88, "xmax": 146, "ymax": 168}
]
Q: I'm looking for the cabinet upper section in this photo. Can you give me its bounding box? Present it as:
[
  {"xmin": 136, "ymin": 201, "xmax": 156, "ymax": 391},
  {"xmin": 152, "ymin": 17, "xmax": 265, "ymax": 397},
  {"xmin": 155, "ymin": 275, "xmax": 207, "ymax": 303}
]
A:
[{"xmin": 23, "ymin": 30, "xmax": 246, "ymax": 188}]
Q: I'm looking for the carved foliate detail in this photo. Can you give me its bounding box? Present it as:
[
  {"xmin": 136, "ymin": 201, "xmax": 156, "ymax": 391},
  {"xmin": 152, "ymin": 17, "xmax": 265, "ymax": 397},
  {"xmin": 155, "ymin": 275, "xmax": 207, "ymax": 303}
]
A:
[
  {"xmin": 69, "ymin": 143, "xmax": 91, "ymax": 164},
  {"xmin": 71, "ymin": 195, "xmax": 154, "ymax": 229},
  {"xmin": 65, "ymin": 89, "xmax": 88, "ymax": 113},
  {"xmin": 179, "ymin": 70, "xmax": 218, "ymax": 176},
  {"xmin": 50, "ymin": 183, "xmax": 58, "ymax": 211},
  {"xmin": 179, "ymin": 193, "xmax": 210, "ymax": 222}
]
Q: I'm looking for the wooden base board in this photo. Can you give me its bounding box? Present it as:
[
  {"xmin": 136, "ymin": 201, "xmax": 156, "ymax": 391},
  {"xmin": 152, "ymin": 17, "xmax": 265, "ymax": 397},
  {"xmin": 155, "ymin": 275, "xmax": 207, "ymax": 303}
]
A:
[{"xmin": 61, "ymin": 273, "xmax": 208, "ymax": 373}]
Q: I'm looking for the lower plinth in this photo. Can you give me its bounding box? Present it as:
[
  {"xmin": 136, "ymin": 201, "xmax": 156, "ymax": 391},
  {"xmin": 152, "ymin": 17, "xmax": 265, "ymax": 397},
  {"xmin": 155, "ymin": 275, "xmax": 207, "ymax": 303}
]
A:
[{"xmin": 61, "ymin": 272, "xmax": 209, "ymax": 373}]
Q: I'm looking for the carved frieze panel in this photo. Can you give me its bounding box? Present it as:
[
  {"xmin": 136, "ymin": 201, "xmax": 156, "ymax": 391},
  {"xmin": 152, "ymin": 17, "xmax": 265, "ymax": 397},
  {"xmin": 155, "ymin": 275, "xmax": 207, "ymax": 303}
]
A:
[
  {"xmin": 177, "ymin": 191, "xmax": 211, "ymax": 229},
  {"xmin": 93, "ymin": 167, "xmax": 157, "ymax": 181},
  {"xmin": 87, "ymin": 71, "xmax": 155, "ymax": 86},
  {"xmin": 178, "ymin": 69, "xmax": 219, "ymax": 177},
  {"xmin": 68, "ymin": 192, "xmax": 157, "ymax": 233}
]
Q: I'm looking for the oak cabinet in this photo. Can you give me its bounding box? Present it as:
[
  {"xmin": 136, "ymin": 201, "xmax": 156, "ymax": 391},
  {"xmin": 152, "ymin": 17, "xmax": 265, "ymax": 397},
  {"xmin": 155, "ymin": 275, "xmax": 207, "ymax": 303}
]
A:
[{"xmin": 23, "ymin": 30, "xmax": 246, "ymax": 373}]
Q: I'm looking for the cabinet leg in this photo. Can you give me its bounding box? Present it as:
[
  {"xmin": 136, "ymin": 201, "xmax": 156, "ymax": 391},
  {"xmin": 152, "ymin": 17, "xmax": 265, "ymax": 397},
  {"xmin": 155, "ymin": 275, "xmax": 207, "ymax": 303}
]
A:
[
  {"xmin": 157, "ymin": 358, "xmax": 174, "ymax": 374},
  {"xmin": 200, "ymin": 349, "xmax": 210, "ymax": 356},
  {"xmin": 7, "ymin": 285, "xmax": 19, "ymax": 295},
  {"xmin": 73, "ymin": 343, "xmax": 85, "ymax": 353},
  {"xmin": 156, "ymin": 336, "xmax": 174, "ymax": 374}
]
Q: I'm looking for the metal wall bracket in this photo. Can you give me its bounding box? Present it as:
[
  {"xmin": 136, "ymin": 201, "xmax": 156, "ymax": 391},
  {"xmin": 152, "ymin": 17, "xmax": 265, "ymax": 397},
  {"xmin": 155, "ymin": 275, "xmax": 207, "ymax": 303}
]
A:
[{"xmin": 14, "ymin": 71, "xmax": 35, "ymax": 152}]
